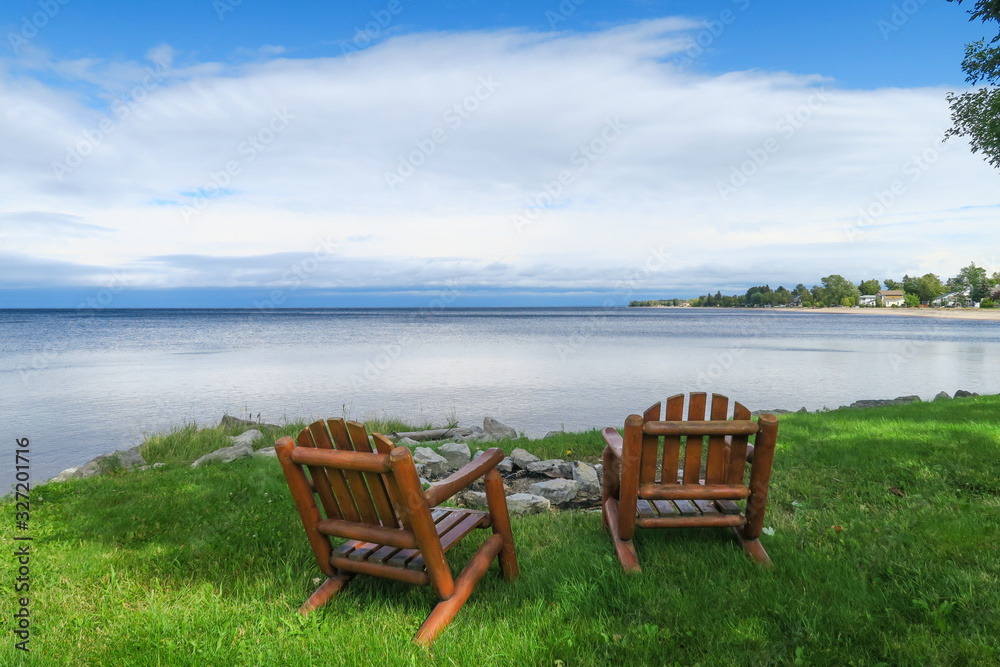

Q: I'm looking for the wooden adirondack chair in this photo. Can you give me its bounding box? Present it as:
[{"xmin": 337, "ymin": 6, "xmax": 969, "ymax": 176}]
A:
[
  {"xmin": 601, "ymin": 393, "xmax": 779, "ymax": 571},
  {"xmin": 276, "ymin": 418, "xmax": 519, "ymax": 646}
]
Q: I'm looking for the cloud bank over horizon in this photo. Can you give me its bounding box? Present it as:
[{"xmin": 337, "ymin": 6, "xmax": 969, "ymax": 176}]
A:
[{"xmin": 2, "ymin": 18, "xmax": 998, "ymax": 306}]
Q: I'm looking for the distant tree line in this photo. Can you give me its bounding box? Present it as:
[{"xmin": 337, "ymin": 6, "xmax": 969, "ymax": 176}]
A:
[{"xmin": 629, "ymin": 263, "xmax": 1000, "ymax": 309}]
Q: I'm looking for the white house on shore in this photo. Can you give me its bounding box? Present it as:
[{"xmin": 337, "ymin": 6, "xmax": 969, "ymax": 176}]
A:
[
  {"xmin": 859, "ymin": 294, "xmax": 877, "ymax": 307},
  {"xmin": 932, "ymin": 287, "xmax": 971, "ymax": 307},
  {"xmin": 877, "ymin": 289, "xmax": 905, "ymax": 307}
]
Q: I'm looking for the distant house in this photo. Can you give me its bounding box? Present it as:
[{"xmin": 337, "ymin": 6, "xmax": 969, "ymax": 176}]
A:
[
  {"xmin": 877, "ymin": 290, "xmax": 905, "ymax": 307},
  {"xmin": 932, "ymin": 287, "xmax": 970, "ymax": 307},
  {"xmin": 858, "ymin": 294, "xmax": 877, "ymax": 307}
]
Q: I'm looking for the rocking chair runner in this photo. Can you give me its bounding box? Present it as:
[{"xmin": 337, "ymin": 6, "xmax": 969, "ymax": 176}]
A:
[
  {"xmin": 276, "ymin": 418, "xmax": 519, "ymax": 646},
  {"xmin": 601, "ymin": 393, "xmax": 779, "ymax": 571}
]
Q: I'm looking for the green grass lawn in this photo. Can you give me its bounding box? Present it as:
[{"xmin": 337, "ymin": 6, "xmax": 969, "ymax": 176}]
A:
[{"xmin": 3, "ymin": 397, "xmax": 999, "ymax": 665}]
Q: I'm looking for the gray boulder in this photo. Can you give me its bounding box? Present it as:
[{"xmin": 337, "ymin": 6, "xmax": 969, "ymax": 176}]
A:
[
  {"xmin": 220, "ymin": 413, "xmax": 279, "ymax": 429},
  {"xmin": 543, "ymin": 430, "xmax": 564, "ymax": 439},
  {"xmin": 954, "ymin": 389, "xmax": 979, "ymax": 398},
  {"xmin": 849, "ymin": 395, "xmax": 922, "ymax": 409},
  {"xmin": 69, "ymin": 446, "xmax": 147, "ymax": 479},
  {"xmin": 231, "ymin": 429, "xmax": 263, "ymax": 447},
  {"xmin": 437, "ymin": 442, "xmax": 472, "ymax": 471},
  {"xmin": 527, "ymin": 459, "xmax": 571, "ymax": 478},
  {"xmin": 570, "ymin": 461, "xmax": 601, "ymax": 495},
  {"xmin": 497, "ymin": 457, "xmax": 514, "ymax": 475},
  {"xmin": 528, "ymin": 479, "xmax": 579, "ymax": 505},
  {"xmin": 253, "ymin": 446, "xmax": 278, "ymax": 458},
  {"xmin": 412, "ymin": 447, "xmax": 449, "ymax": 477},
  {"xmin": 397, "ymin": 436, "xmax": 420, "ymax": 447},
  {"xmin": 483, "ymin": 417, "xmax": 517, "ymax": 441},
  {"xmin": 933, "ymin": 391, "xmax": 952, "ymax": 401},
  {"xmin": 458, "ymin": 490, "xmax": 489, "ymax": 509},
  {"xmin": 52, "ymin": 467, "xmax": 80, "ymax": 482},
  {"xmin": 510, "ymin": 448, "xmax": 540, "ymax": 470},
  {"xmin": 191, "ymin": 442, "xmax": 252, "ymax": 468},
  {"xmin": 505, "ymin": 493, "xmax": 551, "ymax": 516},
  {"xmin": 751, "ymin": 409, "xmax": 793, "ymax": 417}
]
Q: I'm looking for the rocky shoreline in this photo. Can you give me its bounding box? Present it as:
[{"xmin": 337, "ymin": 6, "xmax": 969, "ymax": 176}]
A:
[{"xmin": 51, "ymin": 388, "xmax": 984, "ymax": 515}]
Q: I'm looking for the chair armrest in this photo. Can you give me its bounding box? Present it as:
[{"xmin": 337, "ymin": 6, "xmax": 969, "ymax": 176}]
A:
[
  {"xmin": 424, "ymin": 447, "xmax": 504, "ymax": 507},
  {"xmin": 602, "ymin": 427, "xmax": 623, "ymax": 459}
]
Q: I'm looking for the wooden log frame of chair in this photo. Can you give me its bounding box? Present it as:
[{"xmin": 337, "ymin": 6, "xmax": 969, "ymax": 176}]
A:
[
  {"xmin": 602, "ymin": 392, "xmax": 779, "ymax": 572},
  {"xmin": 275, "ymin": 418, "xmax": 519, "ymax": 646}
]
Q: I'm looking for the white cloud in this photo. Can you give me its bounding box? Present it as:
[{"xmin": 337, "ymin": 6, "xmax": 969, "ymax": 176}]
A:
[{"xmin": 1, "ymin": 18, "xmax": 997, "ymax": 300}]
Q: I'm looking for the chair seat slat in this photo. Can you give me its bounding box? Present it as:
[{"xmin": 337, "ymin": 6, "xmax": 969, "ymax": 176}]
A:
[
  {"xmin": 410, "ymin": 511, "xmax": 489, "ymax": 571},
  {"xmin": 693, "ymin": 499, "xmax": 719, "ymax": 515},
  {"xmin": 714, "ymin": 499, "xmax": 741, "ymax": 514},
  {"xmin": 347, "ymin": 542, "xmax": 381, "ymax": 562},
  {"xmin": 652, "ymin": 500, "xmax": 677, "ymax": 516},
  {"xmin": 672, "ymin": 499, "xmax": 699, "ymax": 516}
]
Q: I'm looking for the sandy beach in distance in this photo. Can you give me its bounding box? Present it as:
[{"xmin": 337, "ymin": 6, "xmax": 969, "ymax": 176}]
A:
[
  {"xmin": 773, "ymin": 306, "xmax": 1000, "ymax": 321},
  {"xmin": 642, "ymin": 306, "xmax": 1000, "ymax": 321}
]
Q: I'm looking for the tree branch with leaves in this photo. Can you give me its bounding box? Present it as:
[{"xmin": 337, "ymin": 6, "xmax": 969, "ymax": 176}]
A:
[{"xmin": 946, "ymin": 0, "xmax": 1000, "ymax": 169}]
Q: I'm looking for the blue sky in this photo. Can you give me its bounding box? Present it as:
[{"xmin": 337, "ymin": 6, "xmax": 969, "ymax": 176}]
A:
[{"xmin": 1, "ymin": 0, "xmax": 997, "ymax": 307}]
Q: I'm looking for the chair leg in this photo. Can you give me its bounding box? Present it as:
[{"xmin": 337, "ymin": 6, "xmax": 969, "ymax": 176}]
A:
[
  {"xmin": 413, "ymin": 534, "xmax": 505, "ymax": 646},
  {"xmin": 298, "ymin": 572, "xmax": 353, "ymax": 615},
  {"xmin": 604, "ymin": 498, "xmax": 641, "ymax": 573},
  {"xmin": 484, "ymin": 468, "xmax": 519, "ymax": 580},
  {"xmin": 732, "ymin": 526, "xmax": 772, "ymax": 567}
]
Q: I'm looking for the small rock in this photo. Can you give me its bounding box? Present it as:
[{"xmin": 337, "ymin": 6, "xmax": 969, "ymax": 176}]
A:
[
  {"xmin": 397, "ymin": 437, "xmax": 420, "ymax": 447},
  {"xmin": 505, "ymin": 493, "xmax": 551, "ymax": 516},
  {"xmin": 893, "ymin": 395, "xmax": 922, "ymax": 404},
  {"xmin": 527, "ymin": 459, "xmax": 571, "ymax": 478},
  {"xmin": 138, "ymin": 465, "xmax": 150, "ymax": 471},
  {"xmin": 543, "ymin": 430, "xmax": 564, "ymax": 439},
  {"xmin": 933, "ymin": 391, "xmax": 952, "ymax": 401},
  {"xmin": 437, "ymin": 442, "xmax": 472, "ymax": 471},
  {"xmin": 528, "ymin": 479, "xmax": 579, "ymax": 505},
  {"xmin": 497, "ymin": 457, "xmax": 514, "ymax": 475},
  {"xmin": 412, "ymin": 447, "xmax": 449, "ymax": 477},
  {"xmin": 414, "ymin": 463, "xmax": 426, "ymax": 477},
  {"xmin": 152, "ymin": 462, "xmax": 165, "ymax": 468},
  {"xmin": 510, "ymin": 448, "xmax": 540, "ymax": 470},
  {"xmin": 797, "ymin": 407, "xmax": 808, "ymax": 413},
  {"xmin": 419, "ymin": 477, "xmax": 430, "ymax": 486},
  {"xmin": 570, "ymin": 461, "xmax": 601, "ymax": 495},
  {"xmin": 191, "ymin": 443, "xmax": 252, "ymax": 468},
  {"xmin": 954, "ymin": 389, "xmax": 979, "ymax": 398},
  {"xmin": 483, "ymin": 417, "xmax": 517, "ymax": 441},
  {"xmin": 253, "ymin": 447, "xmax": 278, "ymax": 458},
  {"xmin": 472, "ymin": 449, "xmax": 484, "ymax": 459},
  {"xmin": 231, "ymin": 429, "xmax": 263, "ymax": 447}
]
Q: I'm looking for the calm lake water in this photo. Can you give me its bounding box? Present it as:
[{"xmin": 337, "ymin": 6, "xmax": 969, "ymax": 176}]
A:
[{"xmin": 3, "ymin": 307, "xmax": 998, "ymax": 488}]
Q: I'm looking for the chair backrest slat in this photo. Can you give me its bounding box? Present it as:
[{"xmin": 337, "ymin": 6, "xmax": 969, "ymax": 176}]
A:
[
  {"xmin": 705, "ymin": 394, "xmax": 730, "ymax": 484},
  {"xmin": 682, "ymin": 392, "xmax": 707, "ymax": 484},
  {"xmin": 296, "ymin": 426, "xmax": 345, "ymax": 521},
  {"xmin": 659, "ymin": 393, "xmax": 684, "ymax": 484},
  {"xmin": 345, "ymin": 420, "xmax": 399, "ymax": 528},
  {"xmin": 306, "ymin": 421, "xmax": 361, "ymax": 522},
  {"xmin": 726, "ymin": 401, "xmax": 752, "ymax": 484},
  {"xmin": 639, "ymin": 402, "xmax": 661, "ymax": 485},
  {"xmin": 326, "ymin": 419, "xmax": 381, "ymax": 525}
]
